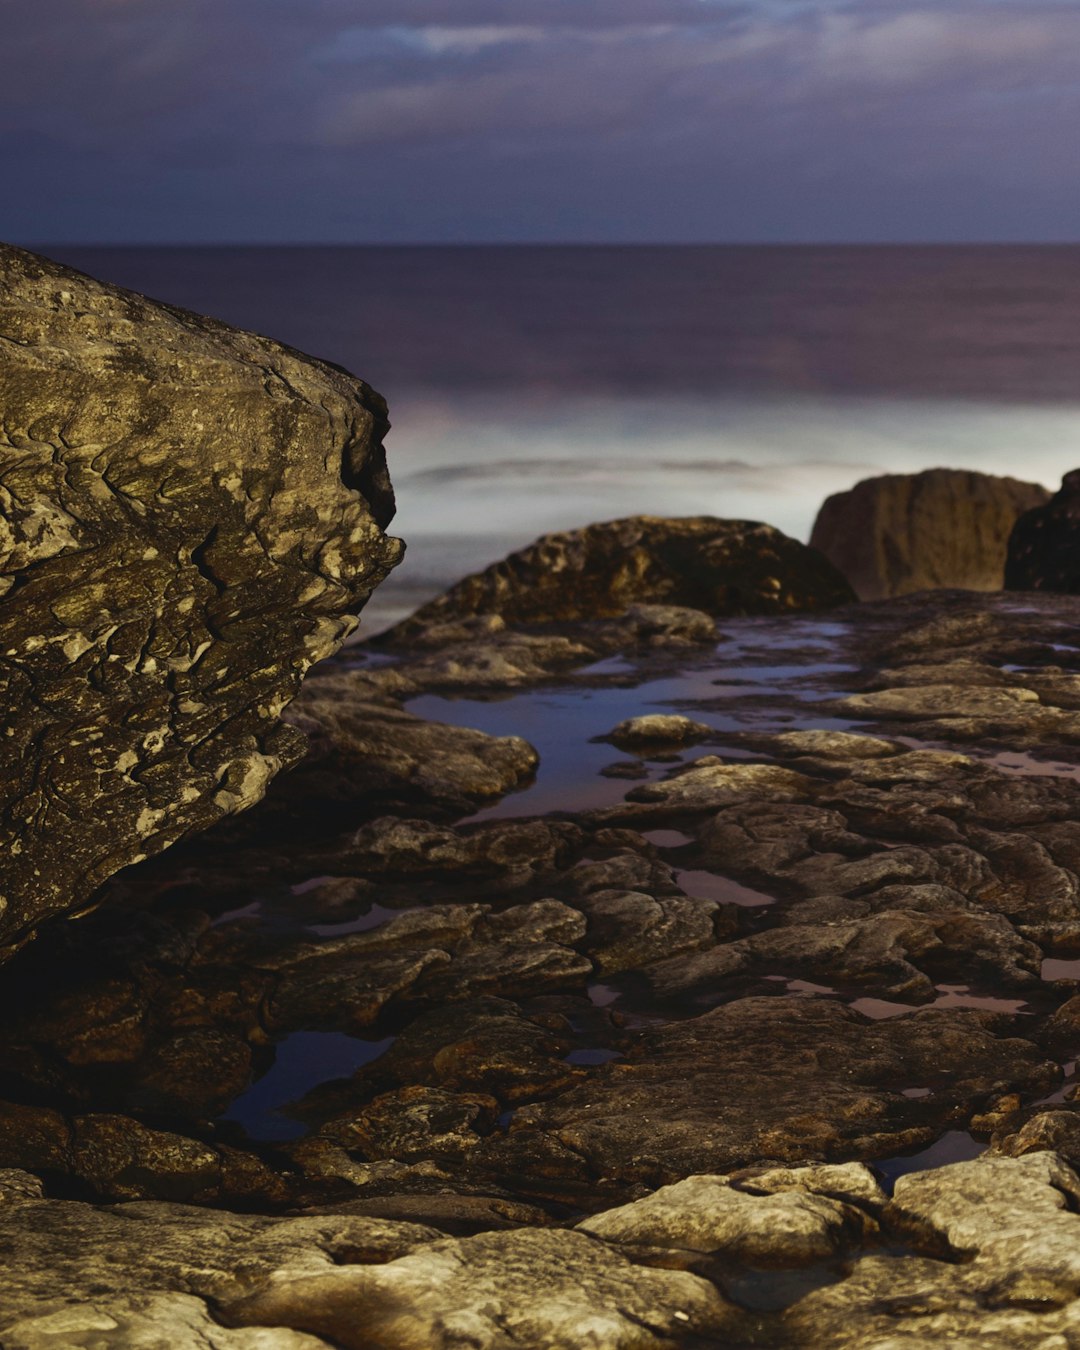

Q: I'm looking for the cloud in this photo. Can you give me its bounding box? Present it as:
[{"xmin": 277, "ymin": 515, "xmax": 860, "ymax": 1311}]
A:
[{"xmin": 3, "ymin": 0, "xmax": 1080, "ymax": 240}]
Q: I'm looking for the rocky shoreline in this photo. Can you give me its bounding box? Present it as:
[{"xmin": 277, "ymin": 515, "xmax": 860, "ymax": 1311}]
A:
[
  {"xmin": 6, "ymin": 586, "xmax": 1080, "ymax": 1345},
  {"xmin": 6, "ymin": 244, "xmax": 1080, "ymax": 1347}
]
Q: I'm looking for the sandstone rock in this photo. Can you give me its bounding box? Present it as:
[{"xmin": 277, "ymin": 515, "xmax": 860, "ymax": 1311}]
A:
[
  {"xmin": 785, "ymin": 1153, "xmax": 1080, "ymax": 1347},
  {"xmin": 470, "ymin": 1000, "xmax": 1057, "ymax": 1196},
  {"xmin": 767, "ymin": 729, "xmax": 902, "ymax": 760},
  {"xmin": 810, "ymin": 468, "xmax": 1049, "ymax": 600},
  {"xmin": 0, "ymin": 244, "xmax": 400, "ymax": 954},
  {"xmin": 226, "ymin": 1226, "xmax": 731, "ymax": 1349},
  {"xmin": 627, "ymin": 759, "xmax": 812, "ymax": 813},
  {"xmin": 380, "ymin": 516, "xmax": 854, "ymax": 640},
  {"xmin": 604, "ymin": 714, "xmax": 713, "ymax": 748},
  {"xmin": 578, "ymin": 1170, "xmax": 878, "ymax": 1262},
  {"xmin": 280, "ymin": 688, "xmax": 538, "ymax": 817},
  {"xmin": 0, "ymin": 1177, "xmax": 439, "ymax": 1348},
  {"xmin": 1007, "ymin": 467, "xmax": 1080, "ymax": 593}
]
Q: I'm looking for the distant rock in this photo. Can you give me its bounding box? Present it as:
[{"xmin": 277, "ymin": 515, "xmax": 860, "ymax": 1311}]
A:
[
  {"xmin": 810, "ymin": 468, "xmax": 1049, "ymax": 600},
  {"xmin": 0, "ymin": 244, "xmax": 401, "ymax": 957},
  {"xmin": 1006, "ymin": 469, "xmax": 1080, "ymax": 593},
  {"xmin": 381, "ymin": 517, "xmax": 854, "ymax": 642}
]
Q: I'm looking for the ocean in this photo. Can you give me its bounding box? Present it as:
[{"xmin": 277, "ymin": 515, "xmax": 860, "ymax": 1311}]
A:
[{"xmin": 41, "ymin": 244, "xmax": 1080, "ymax": 631}]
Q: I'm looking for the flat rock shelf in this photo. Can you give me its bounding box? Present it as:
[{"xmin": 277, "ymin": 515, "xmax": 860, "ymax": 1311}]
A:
[{"xmin": 7, "ymin": 589, "xmax": 1080, "ymax": 1346}]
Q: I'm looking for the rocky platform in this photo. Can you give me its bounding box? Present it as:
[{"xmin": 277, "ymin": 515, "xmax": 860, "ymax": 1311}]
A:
[{"xmin": 5, "ymin": 586, "xmax": 1080, "ymax": 1343}]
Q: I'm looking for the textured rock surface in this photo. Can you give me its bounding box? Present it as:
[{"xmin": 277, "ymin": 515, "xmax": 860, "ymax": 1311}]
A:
[
  {"xmin": 810, "ymin": 468, "xmax": 1049, "ymax": 600},
  {"xmin": 1007, "ymin": 467, "xmax": 1080, "ymax": 594},
  {"xmin": 381, "ymin": 516, "xmax": 854, "ymax": 640},
  {"xmin": 7, "ymin": 574, "xmax": 1080, "ymax": 1342},
  {"xmin": 13, "ymin": 1155, "xmax": 1080, "ymax": 1347},
  {"xmin": 0, "ymin": 244, "xmax": 400, "ymax": 954}
]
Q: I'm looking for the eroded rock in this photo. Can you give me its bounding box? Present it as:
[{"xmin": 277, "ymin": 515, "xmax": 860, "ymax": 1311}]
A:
[
  {"xmin": 0, "ymin": 244, "xmax": 401, "ymax": 953},
  {"xmin": 380, "ymin": 516, "xmax": 855, "ymax": 639},
  {"xmin": 810, "ymin": 468, "xmax": 1048, "ymax": 600}
]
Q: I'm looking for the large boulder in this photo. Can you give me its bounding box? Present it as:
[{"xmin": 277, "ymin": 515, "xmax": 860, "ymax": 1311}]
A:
[
  {"xmin": 810, "ymin": 468, "xmax": 1049, "ymax": 601},
  {"xmin": 1006, "ymin": 469, "xmax": 1080, "ymax": 593},
  {"xmin": 380, "ymin": 516, "xmax": 854, "ymax": 642},
  {"xmin": 0, "ymin": 244, "xmax": 401, "ymax": 956}
]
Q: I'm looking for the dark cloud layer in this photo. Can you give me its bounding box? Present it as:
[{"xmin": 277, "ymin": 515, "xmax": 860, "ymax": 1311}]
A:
[{"xmin": 1, "ymin": 0, "xmax": 1076, "ymax": 241}]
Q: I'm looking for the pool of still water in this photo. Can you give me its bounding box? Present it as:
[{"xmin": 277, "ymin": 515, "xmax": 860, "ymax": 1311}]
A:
[{"xmin": 221, "ymin": 613, "xmax": 1080, "ymax": 1178}]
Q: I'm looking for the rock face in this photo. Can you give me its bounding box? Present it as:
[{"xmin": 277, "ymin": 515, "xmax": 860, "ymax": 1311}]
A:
[
  {"xmin": 1006, "ymin": 468, "xmax": 1080, "ymax": 593},
  {"xmin": 0, "ymin": 244, "xmax": 401, "ymax": 955},
  {"xmin": 381, "ymin": 516, "xmax": 854, "ymax": 641},
  {"xmin": 810, "ymin": 468, "xmax": 1049, "ymax": 600}
]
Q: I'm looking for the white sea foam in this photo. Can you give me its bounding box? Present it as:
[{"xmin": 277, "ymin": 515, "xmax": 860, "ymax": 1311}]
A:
[{"xmin": 363, "ymin": 390, "xmax": 1080, "ymax": 629}]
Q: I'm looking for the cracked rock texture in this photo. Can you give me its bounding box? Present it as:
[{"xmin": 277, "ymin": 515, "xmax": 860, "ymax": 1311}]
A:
[
  {"xmin": 0, "ymin": 244, "xmax": 401, "ymax": 955},
  {"xmin": 810, "ymin": 467, "xmax": 1049, "ymax": 601},
  {"xmin": 381, "ymin": 516, "xmax": 855, "ymax": 640}
]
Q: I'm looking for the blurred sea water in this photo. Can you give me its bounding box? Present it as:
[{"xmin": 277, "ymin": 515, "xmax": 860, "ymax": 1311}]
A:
[{"xmin": 43, "ymin": 244, "xmax": 1080, "ymax": 630}]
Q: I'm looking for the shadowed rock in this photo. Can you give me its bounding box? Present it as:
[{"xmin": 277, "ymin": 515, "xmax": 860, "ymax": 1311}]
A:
[
  {"xmin": 0, "ymin": 244, "xmax": 401, "ymax": 956},
  {"xmin": 810, "ymin": 468, "xmax": 1049, "ymax": 600},
  {"xmin": 379, "ymin": 516, "xmax": 854, "ymax": 642},
  {"xmin": 1007, "ymin": 468, "xmax": 1080, "ymax": 594}
]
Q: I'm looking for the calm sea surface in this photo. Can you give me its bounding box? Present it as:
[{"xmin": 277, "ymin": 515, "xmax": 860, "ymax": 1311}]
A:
[{"xmin": 41, "ymin": 245, "xmax": 1080, "ymax": 630}]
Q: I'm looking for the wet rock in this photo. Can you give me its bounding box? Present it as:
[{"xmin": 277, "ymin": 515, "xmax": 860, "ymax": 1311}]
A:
[
  {"xmin": 767, "ymin": 729, "xmax": 902, "ymax": 760},
  {"xmin": 320, "ymin": 1191, "xmax": 555, "ymax": 1236},
  {"xmin": 840, "ymin": 683, "xmax": 1041, "ymax": 722},
  {"xmin": 346, "ymin": 818, "xmax": 583, "ymax": 889},
  {"xmin": 565, "ymin": 851, "xmax": 684, "ymax": 897},
  {"xmin": 70, "ymin": 1114, "xmax": 223, "ymax": 1203},
  {"xmin": 419, "ymin": 941, "xmax": 593, "ymax": 1004},
  {"xmin": 0, "ymin": 1101, "xmax": 287, "ymax": 1207},
  {"xmin": 627, "ymin": 759, "xmax": 812, "ymax": 814},
  {"xmin": 810, "ymin": 468, "xmax": 1048, "ymax": 600},
  {"xmin": 473, "ymin": 1000, "xmax": 1057, "ymax": 1195},
  {"xmin": 605, "ymin": 714, "xmax": 713, "ymax": 749},
  {"xmin": 380, "ymin": 631, "xmax": 601, "ymax": 693},
  {"xmin": 290, "ymin": 998, "xmax": 582, "ymax": 1115},
  {"xmin": 1007, "ymin": 467, "xmax": 1080, "ymax": 594},
  {"xmin": 124, "ymin": 1029, "xmax": 254, "ymax": 1118},
  {"xmin": 279, "ymin": 690, "xmax": 538, "ymax": 817},
  {"xmin": 600, "ymin": 760, "xmax": 651, "ymax": 780},
  {"xmin": 605, "ymin": 602, "xmax": 719, "ymax": 648},
  {"xmin": 991, "ymin": 1109, "xmax": 1080, "ymax": 1167},
  {"xmin": 226, "ymin": 1226, "xmax": 732, "ymax": 1350},
  {"xmin": 742, "ymin": 906, "xmax": 1041, "ymax": 998},
  {"xmin": 317, "ymin": 1086, "xmax": 498, "ymax": 1163},
  {"xmin": 0, "ymin": 244, "xmax": 400, "ymax": 956},
  {"xmin": 380, "ymin": 516, "xmax": 855, "ymax": 639},
  {"xmin": 265, "ymin": 946, "xmax": 450, "ymax": 1033},
  {"xmin": 578, "ymin": 889, "xmax": 719, "ymax": 976}
]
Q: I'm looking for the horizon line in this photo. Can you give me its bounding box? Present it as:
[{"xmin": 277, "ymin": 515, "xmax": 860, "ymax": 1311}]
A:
[{"xmin": 22, "ymin": 238, "xmax": 1080, "ymax": 251}]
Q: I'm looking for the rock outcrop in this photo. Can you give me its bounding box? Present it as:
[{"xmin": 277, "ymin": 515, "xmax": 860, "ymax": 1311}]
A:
[
  {"xmin": 0, "ymin": 244, "xmax": 401, "ymax": 956},
  {"xmin": 1006, "ymin": 468, "xmax": 1080, "ymax": 593},
  {"xmin": 810, "ymin": 468, "xmax": 1049, "ymax": 600},
  {"xmin": 380, "ymin": 516, "xmax": 854, "ymax": 642}
]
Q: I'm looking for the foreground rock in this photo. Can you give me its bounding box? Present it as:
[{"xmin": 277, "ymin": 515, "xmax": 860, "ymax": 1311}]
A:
[
  {"xmin": 7, "ymin": 569, "xmax": 1080, "ymax": 1341},
  {"xmin": 381, "ymin": 516, "xmax": 854, "ymax": 640},
  {"xmin": 1007, "ymin": 467, "xmax": 1080, "ymax": 594},
  {"xmin": 810, "ymin": 468, "xmax": 1048, "ymax": 600},
  {"xmin": 11, "ymin": 1153, "xmax": 1080, "ymax": 1347},
  {"xmin": 0, "ymin": 244, "xmax": 400, "ymax": 956}
]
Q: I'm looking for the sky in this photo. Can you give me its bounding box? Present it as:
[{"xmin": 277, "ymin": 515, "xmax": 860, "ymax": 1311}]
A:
[{"xmin": 2, "ymin": 0, "xmax": 1078, "ymax": 243}]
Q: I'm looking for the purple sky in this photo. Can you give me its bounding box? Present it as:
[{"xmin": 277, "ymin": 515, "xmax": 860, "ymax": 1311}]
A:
[{"xmin": 4, "ymin": 0, "xmax": 1078, "ymax": 243}]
